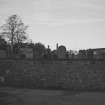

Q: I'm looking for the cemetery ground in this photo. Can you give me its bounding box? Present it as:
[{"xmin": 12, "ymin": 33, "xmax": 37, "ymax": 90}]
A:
[{"xmin": 0, "ymin": 87, "xmax": 105, "ymax": 105}]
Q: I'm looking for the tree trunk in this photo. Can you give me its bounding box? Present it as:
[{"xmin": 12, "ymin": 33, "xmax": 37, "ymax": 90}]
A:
[{"xmin": 10, "ymin": 31, "xmax": 14, "ymax": 58}]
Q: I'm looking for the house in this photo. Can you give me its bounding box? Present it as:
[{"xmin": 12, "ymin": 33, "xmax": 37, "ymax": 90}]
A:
[
  {"xmin": 92, "ymin": 48, "xmax": 105, "ymax": 59},
  {"xmin": 56, "ymin": 44, "xmax": 67, "ymax": 59}
]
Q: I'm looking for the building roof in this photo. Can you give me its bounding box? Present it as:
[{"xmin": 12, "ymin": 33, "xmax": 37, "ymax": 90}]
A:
[
  {"xmin": 91, "ymin": 48, "xmax": 105, "ymax": 51},
  {"xmin": 58, "ymin": 45, "xmax": 66, "ymax": 51}
]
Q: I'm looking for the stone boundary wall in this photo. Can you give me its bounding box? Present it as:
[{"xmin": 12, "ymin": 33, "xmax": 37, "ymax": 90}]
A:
[{"xmin": 0, "ymin": 60, "xmax": 105, "ymax": 91}]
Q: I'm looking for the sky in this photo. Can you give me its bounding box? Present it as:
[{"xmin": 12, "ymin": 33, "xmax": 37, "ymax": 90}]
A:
[{"xmin": 0, "ymin": 0, "xmax": 105, "ymax": 50}]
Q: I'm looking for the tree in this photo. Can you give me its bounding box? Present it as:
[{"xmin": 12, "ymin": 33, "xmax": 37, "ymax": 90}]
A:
[
  {"xmin": 0, "ymin": 14, "xmax": 28, "ymax": 56},
  {"xmin": 79, "ymin": 50, "xmax": 87, "ymax": 59},
  {"xmin": 0, "ymin": 36, "xmax": 7, "ymax": 50},
  {"xmin": 87, "ymin": 49, "xmax": 94, "ymax": 60},
  {"xmin": 33, "ymin": 43, "xmax": 46, "ymax": 60}
]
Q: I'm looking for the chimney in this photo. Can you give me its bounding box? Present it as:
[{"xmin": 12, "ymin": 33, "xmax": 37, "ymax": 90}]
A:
[
  {"xmin": 48, "ymin": 45, "xmax": 50, "ymax": 49},
  {"xmin": 56, "ymin": 43, "xmax": 59, "ymax": 50}
]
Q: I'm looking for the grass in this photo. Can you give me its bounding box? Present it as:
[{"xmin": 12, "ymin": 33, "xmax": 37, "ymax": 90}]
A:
[{"xmin": 0, "ymin": 87, "xmax": 105, "ymax": 105}]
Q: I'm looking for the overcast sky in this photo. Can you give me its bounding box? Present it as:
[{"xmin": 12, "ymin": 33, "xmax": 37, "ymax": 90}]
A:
[{"xmin": 0, "ymin": 0, "xmax": 105, "ymax": 50}]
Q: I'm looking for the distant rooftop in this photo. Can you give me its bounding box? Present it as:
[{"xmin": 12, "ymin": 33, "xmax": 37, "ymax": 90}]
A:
[{"xmin": 91, "ymin": 48, "xmax": 105, "ymax": 51}]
